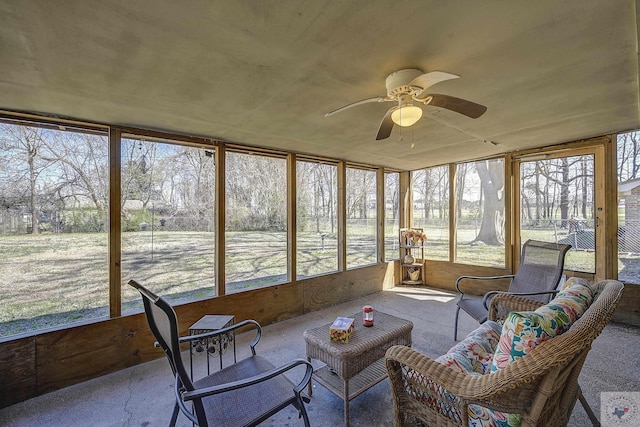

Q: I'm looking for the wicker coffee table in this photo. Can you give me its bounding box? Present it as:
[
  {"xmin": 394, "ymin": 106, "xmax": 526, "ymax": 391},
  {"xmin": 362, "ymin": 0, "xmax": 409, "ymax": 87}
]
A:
[{"xmin": 303, "ymin": 311, "xmax": 413, "ymax": 426}]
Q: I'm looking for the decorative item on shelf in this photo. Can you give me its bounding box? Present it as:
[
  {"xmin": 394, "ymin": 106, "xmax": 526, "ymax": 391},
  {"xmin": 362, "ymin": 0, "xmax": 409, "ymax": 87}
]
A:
[
  {"xmin": 402, "ymin": 228, "xmax": 427, "ymax": 245},
  {"xmin": 363, "ymin": 305, "xmax": 374, "ymax": 327},
  {"xmin": 399, "ymin": 227, "xmax": 426, "ymax": 286}
]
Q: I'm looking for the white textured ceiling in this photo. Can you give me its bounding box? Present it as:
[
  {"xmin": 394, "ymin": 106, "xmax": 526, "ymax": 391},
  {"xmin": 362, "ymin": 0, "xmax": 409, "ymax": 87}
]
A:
[{"xmin": 1, "ymin": 1, "xmax": 639, "ymax": 169}]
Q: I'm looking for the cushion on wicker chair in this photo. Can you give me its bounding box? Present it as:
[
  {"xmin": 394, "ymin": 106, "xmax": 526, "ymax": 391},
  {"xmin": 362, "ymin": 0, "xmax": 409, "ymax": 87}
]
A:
[
  {"xmin": 435, "ymin": 321, "xmax": 518, "ymax": 426},
  {"xmin": 466, "ymin": 280, "xmax": 593, "ymax": 427},
  {"xmin": 491, "ymin": 279, "xmax": 593, "ymax": 371},
  {"xmin": 436, "ymin": 280, "xmax": 594, "ymax": 427},
  {"xmin": 436, "ymin": 320, "xmax": 502, "ymax": 375},
  {"xmin": 468, "ymin": 404, "xmax": 523, "ymax": 427}
]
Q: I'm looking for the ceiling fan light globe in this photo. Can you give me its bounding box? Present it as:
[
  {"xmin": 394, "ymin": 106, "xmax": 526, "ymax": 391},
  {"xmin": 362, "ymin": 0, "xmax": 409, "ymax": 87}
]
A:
[{"xmin": 391, "ymin": 105, "xmax": 423, "ymax": 127}]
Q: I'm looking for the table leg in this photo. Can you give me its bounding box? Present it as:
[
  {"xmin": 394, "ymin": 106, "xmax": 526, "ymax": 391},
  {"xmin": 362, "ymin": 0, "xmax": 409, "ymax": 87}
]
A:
[
  {"xmin": 189, "ymin": 337, "xmax": 194, "ymax": 380},
  {"xmin": 343, "ymin": 379, "xmax": 350, "ymax": 427},
  {"xmin": 307, "ymin": 357, "xmax": 313, "ymax": 396}
]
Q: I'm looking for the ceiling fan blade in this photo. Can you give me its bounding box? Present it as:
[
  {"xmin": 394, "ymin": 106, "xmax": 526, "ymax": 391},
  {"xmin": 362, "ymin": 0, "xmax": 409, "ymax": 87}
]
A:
[
  {"xmin": 418, "ymin": 94, "xmax": 487, "ymax": 119},
  {"xmin": 376, "ymin": 108, "xmax": 395, "ymax": 140},
  {"xmin": 409, "ymin": 71, "xmax": 460, "ymax": 94},
  {"xmin": 324, "ymin": 96, "xmax": 388, "ymax": 117}
]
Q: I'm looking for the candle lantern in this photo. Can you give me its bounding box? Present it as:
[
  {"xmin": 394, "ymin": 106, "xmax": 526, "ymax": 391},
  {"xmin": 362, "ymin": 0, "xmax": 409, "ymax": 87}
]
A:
[{"xmin": 363, "ymin": 305, "xmax": 374, "ymax": 327}]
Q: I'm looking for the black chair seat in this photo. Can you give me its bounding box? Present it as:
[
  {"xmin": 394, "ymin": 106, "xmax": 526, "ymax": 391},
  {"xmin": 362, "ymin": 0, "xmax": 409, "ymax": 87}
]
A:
[
  {"xmin": 196, "ymin": 355, "xmax": 302, "ymax": 427},
  {"xmin": 456, "ymin": 298, "xmax": 488, "ymax": 324}
]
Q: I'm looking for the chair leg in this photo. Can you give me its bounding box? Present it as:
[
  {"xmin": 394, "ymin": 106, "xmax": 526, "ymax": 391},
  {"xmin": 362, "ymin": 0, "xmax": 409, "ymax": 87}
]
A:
[
  {"xmin": 578, "ymin": 387, "xmax": 600, "ymax": 427},
  {"xmin": 169, "ymin": 401, "xmax": 179, "ymax": 427},
  {"xmin": 296, "ymin": 396, "xmax": 311, "ymax": 427},
  {"xmin": 453, "ymin": 306, "xmax": 461, "ymax": 341}
]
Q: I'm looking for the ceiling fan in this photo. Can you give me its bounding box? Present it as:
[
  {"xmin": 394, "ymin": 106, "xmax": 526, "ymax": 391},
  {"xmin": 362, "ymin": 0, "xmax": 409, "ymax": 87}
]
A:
[{"xmin": 325, "ymin": 68, "xmax": 487, "ymax": 140}]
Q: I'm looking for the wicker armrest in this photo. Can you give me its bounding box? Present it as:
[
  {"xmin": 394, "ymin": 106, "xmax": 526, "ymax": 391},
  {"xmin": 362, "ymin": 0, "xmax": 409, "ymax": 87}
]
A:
[
  {"xmin": 385, "ymin": 345, "xmax": 546, "ymax": 423},
  {"xmin": 483, "ymin": 289, "xmax": 558, "ymax": 308},
  {"xmin": 487, "ymin": 292, "xmax": 545, "ymax": 322},
  {"xmin": 386, "ymin": 346, "xmax": 526, "ymax": 401}
]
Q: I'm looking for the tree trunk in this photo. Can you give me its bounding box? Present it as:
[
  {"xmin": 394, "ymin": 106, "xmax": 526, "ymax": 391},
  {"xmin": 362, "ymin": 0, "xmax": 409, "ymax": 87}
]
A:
[
  {"xmin": 472, "ymin": 160, "xmax": 504, "ymax": 245},
  {"xmin": 28, "ymin": 145, "xmax": 39, "ymax": 234}
]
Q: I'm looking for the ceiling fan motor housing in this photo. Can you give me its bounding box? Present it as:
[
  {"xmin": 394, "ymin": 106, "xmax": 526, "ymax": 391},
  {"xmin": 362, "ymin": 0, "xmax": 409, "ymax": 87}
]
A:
[{"xmin": 385, "ymin": 68, "xmax": 424, "ymax": 97}]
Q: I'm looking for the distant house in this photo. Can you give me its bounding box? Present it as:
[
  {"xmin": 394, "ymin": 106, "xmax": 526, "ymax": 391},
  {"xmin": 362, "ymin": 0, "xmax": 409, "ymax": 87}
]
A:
[{"xmin": 618, "ymin": 177, "xmax": 640, "ymax": 252}]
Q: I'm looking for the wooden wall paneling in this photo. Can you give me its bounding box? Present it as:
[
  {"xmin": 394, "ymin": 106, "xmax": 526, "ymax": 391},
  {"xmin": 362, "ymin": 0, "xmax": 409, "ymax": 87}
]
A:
[
  {"xmin": 393, "ymin": 260, "xmax": 403, "ymax": 287},
  {"xmin": 174, "ymin": 281, "xmax": 304, "ymax": 329},
  {"xmin": 0, "ymin": 337, "xmax": 36, "ymax": 408},
  {"xmin": 382, "ymin": 261, "xmax": 397, "ymax": 289},
  {"xmin": 612, "ymin": 284, "xmax": 640, "ymax": 325},
  {"xmin": 423, "ymin": 260, "xmax": 511, "ymax": 293},
  {"xmin": 35, "ymin": 315, "xmax": 155, "ymax": 395},
  {"xmin": 303, "ymin": 263, "xmax": 391, "ymax": 313}
]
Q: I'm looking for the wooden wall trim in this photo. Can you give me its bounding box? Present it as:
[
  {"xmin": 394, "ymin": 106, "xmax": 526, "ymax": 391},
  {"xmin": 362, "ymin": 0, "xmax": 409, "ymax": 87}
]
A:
[
  {"xmin": 376, "ymin": 168, "xmax": 385, "ymax": 263},
  {"xmin": 337, "ymin": 161, "xmax": 346, "ymax": 271},
  {"xmin": 288, "ymin": 154, "xmax": 297, "ymax": 281},
  {"xmin": 108, "ymin": 128, "xmax": 122, "ymax": 317},
  {"xmin": 215, "ymin": 144, "xmax": 226, "ymax": 295},
  {"xmin": 511, "ymin": 157, "xmax": 521, "ymax": 270},
  {"xmin": 399, "ymin": 171, "xmax": 410, "ymax": 229},
  {"xmin": 448, "ymin": 164, "xmax": 456, "ymax": 262},
  {"xmin": 504, "ymin": 154, "xmax": 514, "ymax": 270},
  {"xmin": 594, "ymin": 144, "xmax": 607, "ymax": 282},
  {"xmin": 604, "ymin": 135, "xmax": 619, "ymax": 279}
]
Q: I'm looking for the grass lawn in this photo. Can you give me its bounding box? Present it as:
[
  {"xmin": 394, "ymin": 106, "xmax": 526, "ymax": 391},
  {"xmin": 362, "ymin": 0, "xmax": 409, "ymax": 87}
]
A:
[
  {"xmin": 0, "ymin": 226, "xmax": 626, "ymax": 338},
  {"xmin": 0, "ymin": 230, "xmax": 376, "ymax": 337}
]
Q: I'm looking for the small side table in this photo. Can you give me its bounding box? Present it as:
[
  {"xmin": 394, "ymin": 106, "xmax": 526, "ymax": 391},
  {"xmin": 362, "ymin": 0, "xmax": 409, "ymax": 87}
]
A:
[
  {"xmin": 189, "ymin": 314, "xmax": 235, "ymax": 379},
  {"xmin": 304, "ymin": 311, "xmax": 413, "ymax": 426}
]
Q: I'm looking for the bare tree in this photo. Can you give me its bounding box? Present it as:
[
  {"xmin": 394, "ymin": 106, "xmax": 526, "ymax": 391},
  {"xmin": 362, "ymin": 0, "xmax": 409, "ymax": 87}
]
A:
[
  {"xmin": 472, "ymin": 159, "xmax": 505, "ymax": 245},
  {"xmin": 618, "ymin": 131, "xmax": 640, "ymax": 181},
  {"xmin": 38, "ymin": 132, "xmax": 110, "ymax": 231},
  {"xmin": 0, "ymin": 125, "xmax": 54, "ymax": 234}
]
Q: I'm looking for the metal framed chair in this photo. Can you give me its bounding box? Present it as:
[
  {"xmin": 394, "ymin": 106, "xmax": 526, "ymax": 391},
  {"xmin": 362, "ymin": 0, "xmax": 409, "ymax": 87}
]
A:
[
  {"xmin": 453, "ymin": 239, "xmax": 571, "ymax": 340},
  {"xmin": 129, "ymin": 279, "xmax": 313, "ymax": 427}
]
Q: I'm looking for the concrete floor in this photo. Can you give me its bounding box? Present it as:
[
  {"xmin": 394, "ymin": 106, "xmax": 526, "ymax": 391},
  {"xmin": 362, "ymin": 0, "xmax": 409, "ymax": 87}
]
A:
[{"xmin": 1, "ymin": 286, "xmax": 638, "ymax": 427}]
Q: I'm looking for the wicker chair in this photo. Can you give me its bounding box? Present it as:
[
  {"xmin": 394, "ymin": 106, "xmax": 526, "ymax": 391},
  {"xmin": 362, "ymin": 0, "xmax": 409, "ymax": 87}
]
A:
[
  {"xmin": 129, "ymin": 279, "xmax": 313, "ymax": 427},
  {"xmin": 454, "ymin": 240, "xmax": 571, "ymax": 340},
  {"xmin": 385, "ymin": 279, "xmax": 624, "ymax": 427}
]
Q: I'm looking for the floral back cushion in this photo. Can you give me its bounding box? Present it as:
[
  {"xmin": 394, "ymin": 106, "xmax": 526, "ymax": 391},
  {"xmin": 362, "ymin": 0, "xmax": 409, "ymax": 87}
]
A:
[
  {"xmin": 436, "ymin": 320, "xmax": 502, "ymax": 375},
  {"xmin": 490, "ymin": 279, "xmax": 593, "ymax": 372}
]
